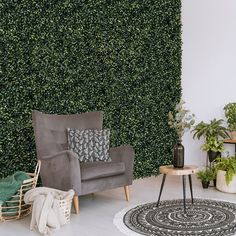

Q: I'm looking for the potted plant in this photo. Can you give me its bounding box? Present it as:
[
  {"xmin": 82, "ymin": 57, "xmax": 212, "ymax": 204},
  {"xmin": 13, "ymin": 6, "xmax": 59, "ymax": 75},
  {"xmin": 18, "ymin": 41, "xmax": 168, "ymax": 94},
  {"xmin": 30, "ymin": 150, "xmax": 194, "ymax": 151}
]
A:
[
  {"xmin": 196, "ymin": 168, "xmax": 214, "ymax": 188},
  {"xmin": 201, "ymin": 137, "xmax": 224, "ymax": 162},
  {"xmin": 192, "ymin": 119, "xmax": 229, "ymax": 163},
  {"xmin": 214, "ymin": 156, "xmax": 236, "ymax": 193},
  {"xmin": 224, "ymin": 102, "xmax": 236, "ymax": 140},
  {"xmin": 168, "ymin": 99, "xmax": 195, "ymax": 168}
]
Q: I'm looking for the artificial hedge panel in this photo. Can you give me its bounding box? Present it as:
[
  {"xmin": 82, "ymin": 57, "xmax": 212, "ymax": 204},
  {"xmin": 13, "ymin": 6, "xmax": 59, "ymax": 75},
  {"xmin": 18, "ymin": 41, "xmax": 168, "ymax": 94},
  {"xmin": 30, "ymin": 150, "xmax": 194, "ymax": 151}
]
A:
[{"xmin": 0, "ymin": 0, "xmax": 181, "ymax": 179}]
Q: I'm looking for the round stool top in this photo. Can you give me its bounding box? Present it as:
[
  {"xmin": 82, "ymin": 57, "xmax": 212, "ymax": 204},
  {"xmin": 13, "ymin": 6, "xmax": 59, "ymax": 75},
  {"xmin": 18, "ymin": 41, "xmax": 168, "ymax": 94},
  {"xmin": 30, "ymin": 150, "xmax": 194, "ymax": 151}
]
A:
[{"xmin": 159, "ymin": 165, "xmax": 198, "ymax": 176}]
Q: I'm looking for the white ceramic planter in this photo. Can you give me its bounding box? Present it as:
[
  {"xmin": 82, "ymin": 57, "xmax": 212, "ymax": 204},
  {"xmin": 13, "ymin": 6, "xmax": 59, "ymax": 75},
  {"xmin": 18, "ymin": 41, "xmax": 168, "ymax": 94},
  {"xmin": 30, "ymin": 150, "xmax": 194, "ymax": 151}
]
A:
[{"xmin": 216, "ymin": 170, "xmax": 236, "ymax": 193}]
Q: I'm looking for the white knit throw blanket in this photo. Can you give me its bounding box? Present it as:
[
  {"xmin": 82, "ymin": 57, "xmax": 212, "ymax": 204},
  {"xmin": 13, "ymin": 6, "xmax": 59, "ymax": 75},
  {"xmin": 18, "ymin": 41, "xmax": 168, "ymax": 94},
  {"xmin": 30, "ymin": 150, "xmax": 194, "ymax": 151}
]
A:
[{"xmin": 24, "ymin": 187, "xmax": 74, "ymax": 236}]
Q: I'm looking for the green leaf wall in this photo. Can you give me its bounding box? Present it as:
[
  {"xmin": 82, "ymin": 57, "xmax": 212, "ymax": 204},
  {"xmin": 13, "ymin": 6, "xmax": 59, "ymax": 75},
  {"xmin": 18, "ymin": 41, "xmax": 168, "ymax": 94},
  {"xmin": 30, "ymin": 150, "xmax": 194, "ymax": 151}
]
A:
[{"xmin": 0, "ymin": 0, "xmax": 182, "ymax": 179}]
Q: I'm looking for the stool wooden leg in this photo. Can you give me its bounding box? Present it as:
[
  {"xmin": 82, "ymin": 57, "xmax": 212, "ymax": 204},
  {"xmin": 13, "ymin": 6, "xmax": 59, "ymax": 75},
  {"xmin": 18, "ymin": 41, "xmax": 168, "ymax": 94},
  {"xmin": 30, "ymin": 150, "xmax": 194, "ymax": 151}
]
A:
[
  {"xmin": 156, "ymin": 174, "xmax": 166, "ymax": 207},
  {"xmin": 182, "ymin": 175, "xmax": 186, "ymax": 214},
  {"xmin": 73, "ymin": 196, "xmax": 80, "ymax": 214},
  {"xmin": 188, "ymin": 175, "xmax": 194, "ymax": 204}
]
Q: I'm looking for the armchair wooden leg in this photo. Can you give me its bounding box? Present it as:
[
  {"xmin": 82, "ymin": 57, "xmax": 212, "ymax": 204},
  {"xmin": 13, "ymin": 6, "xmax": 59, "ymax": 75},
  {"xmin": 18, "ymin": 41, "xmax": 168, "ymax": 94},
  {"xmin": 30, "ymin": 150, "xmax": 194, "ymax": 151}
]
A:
[
  {"xmin": 124, "ymin": 186, "xmax": 130, "ymax": 201},
  {"xmin": 73, "ymin": 196, "xmax": 80, "ymax": 214}
]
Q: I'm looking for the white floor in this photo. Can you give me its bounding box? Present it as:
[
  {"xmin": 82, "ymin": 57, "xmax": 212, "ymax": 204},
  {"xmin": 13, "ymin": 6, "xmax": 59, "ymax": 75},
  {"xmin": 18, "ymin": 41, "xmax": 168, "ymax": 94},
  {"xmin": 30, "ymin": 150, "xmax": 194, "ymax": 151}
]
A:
[{"xmin": 1, "ymin": 175, "xmax": 236, "ymax": 236}]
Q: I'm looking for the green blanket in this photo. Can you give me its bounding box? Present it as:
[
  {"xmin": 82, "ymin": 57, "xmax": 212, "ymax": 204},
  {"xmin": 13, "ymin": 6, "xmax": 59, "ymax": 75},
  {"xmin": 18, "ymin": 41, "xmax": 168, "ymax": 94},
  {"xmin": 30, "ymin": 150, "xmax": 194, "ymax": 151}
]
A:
[{"xmin": 0, "ymin": 171, "xmax": 30, "ymax": 208}]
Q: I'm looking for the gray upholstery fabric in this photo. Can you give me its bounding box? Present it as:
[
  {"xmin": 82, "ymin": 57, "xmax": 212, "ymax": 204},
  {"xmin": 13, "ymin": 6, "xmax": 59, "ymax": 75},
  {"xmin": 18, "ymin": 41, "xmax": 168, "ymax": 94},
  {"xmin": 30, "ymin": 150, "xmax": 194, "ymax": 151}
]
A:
[
  {"xmin": 81, "ymin": 162, "xmax": 125, "ymax": 181},
  {"xmin": 67, "ymin": 128, "xmax": 111, "ymax": 162},
  {"xmin": 32, "ymin": 110, "xmax": 135, "ymax": 197}
]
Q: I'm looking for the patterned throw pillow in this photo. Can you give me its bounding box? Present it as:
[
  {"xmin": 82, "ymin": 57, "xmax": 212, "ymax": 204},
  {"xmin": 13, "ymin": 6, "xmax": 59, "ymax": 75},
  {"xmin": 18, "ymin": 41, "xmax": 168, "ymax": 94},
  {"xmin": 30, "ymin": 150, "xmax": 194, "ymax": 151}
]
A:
[{"xmin": 67, "ymin": 129, "xmax": 111, "ymax": 162}]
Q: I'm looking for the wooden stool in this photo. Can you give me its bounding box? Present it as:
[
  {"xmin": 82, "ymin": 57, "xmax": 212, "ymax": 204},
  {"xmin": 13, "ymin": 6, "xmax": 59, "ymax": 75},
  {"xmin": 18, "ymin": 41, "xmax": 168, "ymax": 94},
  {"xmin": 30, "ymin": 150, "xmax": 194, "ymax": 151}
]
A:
[{"xmin": 156, "ymin": 165, "xmax": 198, "ymax": 214}]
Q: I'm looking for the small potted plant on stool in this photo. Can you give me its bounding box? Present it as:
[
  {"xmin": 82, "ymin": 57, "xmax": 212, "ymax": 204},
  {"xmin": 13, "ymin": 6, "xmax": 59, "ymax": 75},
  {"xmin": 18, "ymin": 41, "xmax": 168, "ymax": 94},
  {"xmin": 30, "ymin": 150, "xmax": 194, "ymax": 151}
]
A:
[{"xmin": 224, "ymin": 103, "xmax": 236, "ymax": 140}]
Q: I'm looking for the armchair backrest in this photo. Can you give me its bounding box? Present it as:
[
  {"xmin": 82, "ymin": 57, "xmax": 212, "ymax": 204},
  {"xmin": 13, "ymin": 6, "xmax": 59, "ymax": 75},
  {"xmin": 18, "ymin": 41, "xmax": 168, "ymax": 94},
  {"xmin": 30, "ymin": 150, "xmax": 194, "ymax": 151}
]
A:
[{"xmin": 32, "ymin": 110, "xmax": 103, "ymax": 159}]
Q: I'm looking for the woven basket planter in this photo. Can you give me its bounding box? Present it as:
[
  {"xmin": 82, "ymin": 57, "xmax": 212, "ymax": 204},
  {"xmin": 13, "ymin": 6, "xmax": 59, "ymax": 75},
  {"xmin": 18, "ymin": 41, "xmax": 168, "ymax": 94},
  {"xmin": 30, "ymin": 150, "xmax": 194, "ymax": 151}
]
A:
[
  {"xmin": 0, "ymin": 161, "xmax": 41, "ymax": 222},
  {"xmin": 59, "ymin": 197, "xmax": 73, "ymax": 224}
]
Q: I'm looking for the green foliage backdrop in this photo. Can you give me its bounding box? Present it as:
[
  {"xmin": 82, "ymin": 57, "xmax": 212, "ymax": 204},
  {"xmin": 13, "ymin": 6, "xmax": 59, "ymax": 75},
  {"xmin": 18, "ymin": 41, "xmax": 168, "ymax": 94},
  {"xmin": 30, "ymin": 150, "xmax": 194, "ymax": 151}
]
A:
[{"xmin": 0, "ymin": 0, "xmax": 181, "ymax": 179}]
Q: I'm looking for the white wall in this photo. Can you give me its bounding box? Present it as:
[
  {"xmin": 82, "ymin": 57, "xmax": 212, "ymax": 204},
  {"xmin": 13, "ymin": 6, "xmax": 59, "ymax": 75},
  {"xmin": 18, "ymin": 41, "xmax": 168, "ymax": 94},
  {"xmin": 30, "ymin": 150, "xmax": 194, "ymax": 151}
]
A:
[{"xmin": 182, "ymin": 0, "xmax": 236, "ymax": 166}]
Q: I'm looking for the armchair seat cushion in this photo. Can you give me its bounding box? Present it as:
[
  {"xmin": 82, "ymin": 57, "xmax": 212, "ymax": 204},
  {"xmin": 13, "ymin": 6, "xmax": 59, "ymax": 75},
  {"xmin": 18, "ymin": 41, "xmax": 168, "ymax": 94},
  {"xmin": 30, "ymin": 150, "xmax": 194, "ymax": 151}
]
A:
[{"xmin": 81, "ymin": 161, "xmax": 125, "ymax": 181}]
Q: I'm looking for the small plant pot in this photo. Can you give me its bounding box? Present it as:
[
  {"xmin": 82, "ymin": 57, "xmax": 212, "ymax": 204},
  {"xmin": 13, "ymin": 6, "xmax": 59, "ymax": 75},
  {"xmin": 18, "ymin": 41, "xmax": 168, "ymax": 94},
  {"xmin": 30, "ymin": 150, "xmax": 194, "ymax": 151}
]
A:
[
  {"xmin": 201, "ymin": 181, "xmax": 209, "ymax": 189},
  {"xmin": 208, "ymin": 150, "xmax": 221, "ymax": 162},
  {"xmin": 213, "ymin": 179, "xmax": 216, "ymax": 187}
]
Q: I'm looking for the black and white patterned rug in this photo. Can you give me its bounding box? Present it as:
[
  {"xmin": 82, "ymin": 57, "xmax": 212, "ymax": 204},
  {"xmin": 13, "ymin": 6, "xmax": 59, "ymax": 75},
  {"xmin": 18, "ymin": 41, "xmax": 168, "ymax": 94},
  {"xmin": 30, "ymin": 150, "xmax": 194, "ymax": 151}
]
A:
[{"xmin": 113, "ymin": 199, "xmax": 236, "ymax": 236}]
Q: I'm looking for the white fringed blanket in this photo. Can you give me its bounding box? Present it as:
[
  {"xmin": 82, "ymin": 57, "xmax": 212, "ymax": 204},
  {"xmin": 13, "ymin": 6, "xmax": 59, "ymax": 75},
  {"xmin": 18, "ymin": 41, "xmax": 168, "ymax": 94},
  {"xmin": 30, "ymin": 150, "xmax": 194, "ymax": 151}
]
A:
[{"xmin": 24, "ymin": 187, "xmax": 74, "ymax": 236}]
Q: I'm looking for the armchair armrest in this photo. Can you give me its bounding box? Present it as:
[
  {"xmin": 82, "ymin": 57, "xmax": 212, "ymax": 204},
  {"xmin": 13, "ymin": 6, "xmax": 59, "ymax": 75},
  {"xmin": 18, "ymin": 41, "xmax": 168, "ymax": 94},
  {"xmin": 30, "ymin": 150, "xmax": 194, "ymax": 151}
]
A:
[
  {"xmin": 40, "ymin": 150, "xmax": 82, "ymax": 195},
  {"xmin": 109, "ymin": 145, "xmax": 135, "ymax": 184},
  {"xmin": 42, "ymin": 150, "xmax": 79, "ymax": 160}
]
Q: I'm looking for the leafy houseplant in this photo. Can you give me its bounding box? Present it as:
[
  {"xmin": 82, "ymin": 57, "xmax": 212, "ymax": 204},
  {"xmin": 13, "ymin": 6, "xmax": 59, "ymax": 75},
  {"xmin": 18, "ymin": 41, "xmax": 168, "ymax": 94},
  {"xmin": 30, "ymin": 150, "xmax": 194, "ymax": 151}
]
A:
[
  {"xmin": 192, "ymin": 119, "xmax": 229, "ymax": 140},
  {"xmin": 201, "ymin": 137, "xmax": 224, "ymax": 162},
  {"xmin": 214, "ymin": 156, "xmax": 236, "ymax": 184},
  {"xmin": 224, "ymin": 103, "xmax": 236, "ymax": 139},
  {"xmin": 192, "ymin": 119, "xmax": 229, "ymax": 163},
  {"xmin": 168, "ymin": 100, "xmax": 195, "ymax": 168},
  {"xmin": 201, "ymin": 137, "xmax": 224, "ymax": 152},
  {"xmin": 196, "ymin": 168, "xmax": 214, "ymax": 188}
]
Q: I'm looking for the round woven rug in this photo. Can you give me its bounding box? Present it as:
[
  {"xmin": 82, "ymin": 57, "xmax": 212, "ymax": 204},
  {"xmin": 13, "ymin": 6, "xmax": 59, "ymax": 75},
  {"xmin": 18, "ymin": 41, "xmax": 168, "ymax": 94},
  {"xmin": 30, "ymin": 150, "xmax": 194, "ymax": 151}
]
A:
[{"xmin": 114, "ymin": 199, "xmax": 236, "ymax": 236}]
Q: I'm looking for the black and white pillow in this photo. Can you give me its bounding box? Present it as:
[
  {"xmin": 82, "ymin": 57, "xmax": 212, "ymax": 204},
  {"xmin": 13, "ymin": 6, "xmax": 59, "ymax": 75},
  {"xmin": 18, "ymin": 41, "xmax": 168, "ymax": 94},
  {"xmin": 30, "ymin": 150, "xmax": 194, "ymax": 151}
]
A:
[{"xmin": 67, "ymin": 128, "xmax": 111, "ymax": 162}]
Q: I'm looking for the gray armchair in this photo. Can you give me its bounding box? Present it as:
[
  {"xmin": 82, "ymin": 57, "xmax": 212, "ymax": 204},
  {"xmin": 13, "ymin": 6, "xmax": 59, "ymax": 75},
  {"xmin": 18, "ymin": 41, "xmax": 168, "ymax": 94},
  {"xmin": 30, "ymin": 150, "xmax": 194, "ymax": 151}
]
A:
[{"xmin": 32, "ymin": 110, "xmax": 135, "ymax": 214}]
